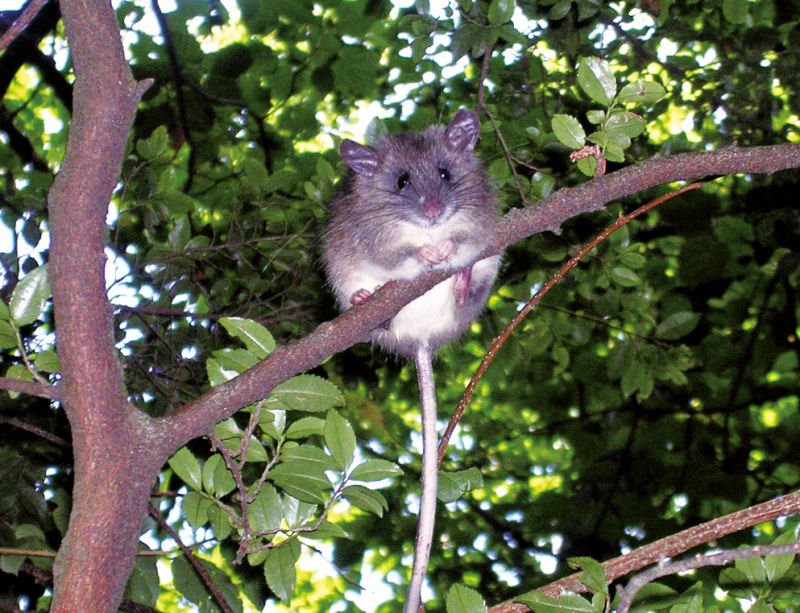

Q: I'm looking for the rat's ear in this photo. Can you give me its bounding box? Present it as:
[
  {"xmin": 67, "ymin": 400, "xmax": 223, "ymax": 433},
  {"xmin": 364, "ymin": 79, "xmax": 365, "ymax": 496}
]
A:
[
  {"xmin": 445, "ymin": 109, "xmax": 480, "ymax": 151},
  {"xmin": 339, "ymin": 140, "xmax": 379, "ymax": 176}
]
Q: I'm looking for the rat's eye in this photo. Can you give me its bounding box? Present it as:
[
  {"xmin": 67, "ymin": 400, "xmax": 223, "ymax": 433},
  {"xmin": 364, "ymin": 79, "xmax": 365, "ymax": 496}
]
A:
[
  {"xmin": 397, "ymin": 172, "xmax": 410, "ymax": 190},
  {"xmin": 438, "ymin": 167, "xmax": 451, "ymax": 182}
]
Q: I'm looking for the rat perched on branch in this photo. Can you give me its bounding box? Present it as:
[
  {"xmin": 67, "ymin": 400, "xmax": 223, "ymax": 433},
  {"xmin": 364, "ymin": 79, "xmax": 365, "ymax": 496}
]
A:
[{"xmin": 322, "ymin": 109, "xmax": 502, "ymax": 613}]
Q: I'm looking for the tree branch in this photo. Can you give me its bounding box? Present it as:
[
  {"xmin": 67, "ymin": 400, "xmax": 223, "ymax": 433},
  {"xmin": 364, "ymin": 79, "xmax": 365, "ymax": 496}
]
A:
[{"xmin": 160, "ymin": 142, "xmax": 800, "ymax": 454}]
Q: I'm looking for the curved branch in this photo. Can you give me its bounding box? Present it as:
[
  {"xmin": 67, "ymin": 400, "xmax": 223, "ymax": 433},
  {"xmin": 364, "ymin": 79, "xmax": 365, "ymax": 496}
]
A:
[
  {"xmin": 0, "ymin": 376, "xmax": 59, "ymax": 400},
  {"xmin": 160, "ymin": 142, "xmax": 800, "ymax": 453}
]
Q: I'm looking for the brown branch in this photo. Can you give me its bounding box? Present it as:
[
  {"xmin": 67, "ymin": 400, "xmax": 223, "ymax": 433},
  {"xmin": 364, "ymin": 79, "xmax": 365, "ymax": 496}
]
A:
[
  {"xmin": 0, "ymin": 376, "xmax": 59, "ymax": 400},
  {"xmin": 159, "ymin": 142, "xmax": 800, "ymax": 455},
  {"xmin": 617, "ymin": 541, "xmax": 800, "ymax": 613},
  {"xmin": 438, "ymin": 182, "xmax": 704, "ymax": 463},
  {"xmin": 148, "ymin": 504, "xmax": 235, "ymax": 613},
  {"xmin": 0, "ymin": 415, "xmax": 69, "ymax": 447},
  {"xmin": 0, "ymin": 0, "xmax": 49, "ymax": 53},
  {"xmin": 488, "ymin": 489, "xmax": 800, "ymax": 613}
]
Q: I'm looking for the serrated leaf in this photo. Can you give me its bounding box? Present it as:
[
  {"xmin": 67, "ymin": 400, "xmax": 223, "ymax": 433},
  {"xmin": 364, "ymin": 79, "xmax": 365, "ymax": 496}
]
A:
[
  {"xmin": 552, "ymin": 114, "xmax": 586, "ymax": 149},
  {"xmin": 182, "ymin": 491, "xmax": 212, "ymax": 528},
  {"xmin": 517, "ymin": 591, "xmax": 596, "ymax": 613},
  {"xmin": 325, "ymin": 410, "xmax": 356, "ymax": 471},
  {"xmin": 438, "ymin": 468, "xmax": 484, "ymax": 503},
  {"xmin": 33, "ymin": 349, "xmax": 60, "ymax": 373},
  {"xmin": 136, "ymin": 126, "xmax": 169, "ymax": 161},
  {"xmin": 268, "ymin": 375, "xmax": 344, "ymax": 412},
  {"xmin": 628, "ymin": 582, "xmax": 679, "ymax": 613},
  {"xmin": 212, "ymin": 347, "xmax": 259, "ymax": 374},
  {"xmin": 446, "ymin": 583, "xmax": 488, "ymax": 613},
  {"xmin": 10, "ymin": 264, "xmax": 50, "ymax": 327},
  {"xmin": 350, "ymin": 459, "xmax": 403, "ymax": 482},
  {"xmin": 569, "ymin": 557, "xmax": 607, "ymax": 596},
  {"xmin": 168, "ymin": 447, "xmax": 202, "ymax": 491},
  {"xmin": 208, "ymin": 503, "xmax": 233, "ymax": 540},
  {"xmin": 736, "ymin": 551, "xmax": 766, "ymax": 584},
  {"xmin": 202, "ymin": 454, "xmax": 235, "ymax": 496},
  {"xmin": 0, "ymin": 320, "xmax": 15, "ymax": 350},
  {"xmin": 342, "ymin": 484, "xmax": 388, "ymax": 516},
  {"xmin": 249, "ymin": 484, "xmax": 283, "ymax": 533},
  {"xmin": 578, "ymin": 57, "xmax": 616, "ymax": 106},
  {"xmin": 285, "ymin": 417, "xmax": 326, "ymax": 439},
  {"xmin": 765, "ymin": 532, "xmax": 797, "ymax": 583},
  {"xmin": 605, "ymin": 111, "xmax": 646, "ymax": 139},
  {"xmin": 263, "ymin": 539, "xmax": 301, "ymax": 601},
  {"xmin": 220, "ymin": 317, "xmax": 276, "ymax": 359},
  {"xmin": 300, "ymin": 519, "xmax": 348, "ymax": 540},
  {"xmin": 268, "ymin": 459, "xmax": 332, "ymax": 504},
  {"xmin": 655, "ymin": 312, "xmax": 701, "ymax": 341},
  {"xmin": 618, "ymin": 81, "xmax": 666, "ymax": 105},
  {"xmin": 282, "ymin": 494, "xmax": 318, "ymax": 528}
]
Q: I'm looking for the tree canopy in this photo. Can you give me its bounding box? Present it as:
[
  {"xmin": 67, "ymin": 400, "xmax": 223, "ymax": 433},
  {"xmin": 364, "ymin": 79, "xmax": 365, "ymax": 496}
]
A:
[{"xmin": 0, "ymin": 0, "xmax": 799, "ymax": 612}]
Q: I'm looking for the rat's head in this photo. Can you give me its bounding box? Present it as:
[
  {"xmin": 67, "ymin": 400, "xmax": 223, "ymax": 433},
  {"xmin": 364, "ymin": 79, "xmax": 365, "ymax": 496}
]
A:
[{"xmin": 339, "ymin": 110, "xmax": 488, "ymax": 227}]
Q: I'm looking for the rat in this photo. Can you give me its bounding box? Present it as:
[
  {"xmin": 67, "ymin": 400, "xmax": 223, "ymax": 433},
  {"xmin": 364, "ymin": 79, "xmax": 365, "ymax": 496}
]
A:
[{"xmin": 322, "ymin": 109, "xmax": 501, "ymax": 613}]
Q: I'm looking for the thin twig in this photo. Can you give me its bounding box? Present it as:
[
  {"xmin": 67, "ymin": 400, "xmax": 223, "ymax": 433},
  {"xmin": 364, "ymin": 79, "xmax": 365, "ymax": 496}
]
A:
[{"xmin": 439, "ymin": 182, "xmax": 705, "ymax": 465}]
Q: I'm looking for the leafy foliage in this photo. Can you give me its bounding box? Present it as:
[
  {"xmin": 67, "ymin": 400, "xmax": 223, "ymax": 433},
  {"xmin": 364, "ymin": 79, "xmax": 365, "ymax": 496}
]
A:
[{"xmin": 0, "ymin": 0, "xmax": 799, "ymax": 611}]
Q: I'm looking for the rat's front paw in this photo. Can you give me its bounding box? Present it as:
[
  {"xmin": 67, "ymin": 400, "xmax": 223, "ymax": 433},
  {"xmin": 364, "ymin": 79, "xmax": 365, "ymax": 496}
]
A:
[
  {"xmin": 351, "ymin": 289, "xmax": 374, "ymax": 306},
  {"xmin": 418, "ymin": 239, "xmax": 456, "ymax": 267}
]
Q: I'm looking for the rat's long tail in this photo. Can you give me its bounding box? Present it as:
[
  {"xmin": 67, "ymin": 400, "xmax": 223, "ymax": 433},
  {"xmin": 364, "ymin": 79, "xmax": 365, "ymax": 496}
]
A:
[{"xmin": 405, "ymin": 344, "xmax": 438, "ymax": 613}]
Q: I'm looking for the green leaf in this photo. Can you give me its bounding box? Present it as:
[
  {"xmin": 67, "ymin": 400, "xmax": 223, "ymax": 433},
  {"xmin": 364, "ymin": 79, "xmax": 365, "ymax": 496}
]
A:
[
  {"xmin": 765, "ymin": 532, "xmax": 797, "ymax": 583},
  {"xmin": 33, "ymin": 349, "xmax": 60, "ymax": 373},
  {"xmin": 488, "ymin": 0, "xmax": 515, "ymax": 25},
  {"xmin": 168, "ymin": 215, "xmax": 191, "ymax": 252},
  {"xmin": 722, "ymin": 0, "xmax": 748, "ymax": 24},
  {"xmin": 517, "ymin": 591, "xmax": 596, "ymax": 613},
  {"xmin": 569, "ymin": 557, "xmax": 607, "ymax": 596},
  {"xmin": 10, "ymin": 264, "xmax": 50, "ymax": 327},
  {"xmin": 268, "ymin": 459, "xmax": 332, "ymax": 504},
  {"xmin": 618, "ymin": 81, "xmax": 667, "ymax": 105},
  {"xmin": 212, "ymin": 347, "xmax": 259, "ymax": 374},
  {"xmin": 300, "ymin": 518, "xmax": 348, "ymax": 540},
  {"xmin": 350, "ymin": 459, "xmax": 403, "ymax": 482},
  {"xmin": 182, "ymin": 491, "xmax": 212, "ymax": 528},
  {"xmin": 285, "ymin": 416, "xmax": 326, "ymax": 439},
  {"xmin": 202, "ymin": 454, "xmax": 236, "ymax": 497},
  {"xmin": 136, "ymin": 125, "xmax": 169, "ymax": 161},
  {"xmin": 282, "ymin": 494, "xmax": 318, "ymax": 528},
  {"xmin": 628, "ymin": 582, "xmax": 679, "ymax": 613},
  {"xmin": 655, "ymin": 312, "xmax": 701, "ymax": 341},
  {"xmin": 324, "ymin": 410, "xmax": 356, "ymax": 471},
  {"xmin": 735, "ymin": 550, "xmax": 767, "ymax": 584},
  {"xmin": 578, "ymin": 57, "xmax": 616, "ymax": 106},
  {"xmin": 124, "ymin": 551, "xmax": 160, "ymax": 608},
  {"xmin": 263, "ymin": 539, "xmax": 301, "ymax": 601},
  {"xmin": 342, "ymin": 484, "xmax": 388, "ymax": 517},
  {"xmin": 552, "ymin": 114, "xmax": 586, "ymax": 149},
  {"xmin": 438, "ymin": 468, "xmax": 484, "ymax": 503},
  {"xmin": 604, "ymin": 111, "xmax": 646, "ymax": 139},
  {"xmin": 0, "ymin": 320, "xmax": 16, "ymax": 349},
  {"xmin": 220, "ymin": 317, "xmax": 276, "ymax": 359},
  {"xmin": 610, "ymin": 266, "xmax": 640, "ymax": 287},
  {"xmin": 208, "ymin": 503, "xmax": 233, "ymax": 540},
  {"xmin": 249, "ymin": 484, "xmax": 283, "ymax": 533},
  {"xmin": 446, "ymin": 583, "xmax": 488, "ymax": 613},
  {"xmin": 268, "ymin": 375, "xmax": 344, "ymax": 412},
  {"xmin": 168, "ymin": 447, "xmax": 202, "ymax": 491},
  {"xmin": 158, "ymin": 191, "xmax": 195, "ymax": 214}
]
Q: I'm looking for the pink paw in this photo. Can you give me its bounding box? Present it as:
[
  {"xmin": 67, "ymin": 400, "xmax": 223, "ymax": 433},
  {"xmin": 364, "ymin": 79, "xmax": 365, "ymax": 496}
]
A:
[
  {"xmin": 351, "ymin": 289, "xmax": 373, "ymax": 306},
  {"xmin": 418, "ymin": 239, "xmax": 456, "ymax": 267},
  {"xmin": 454, "ymin": 267, "xmax": 472, "ymax": 306}
]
